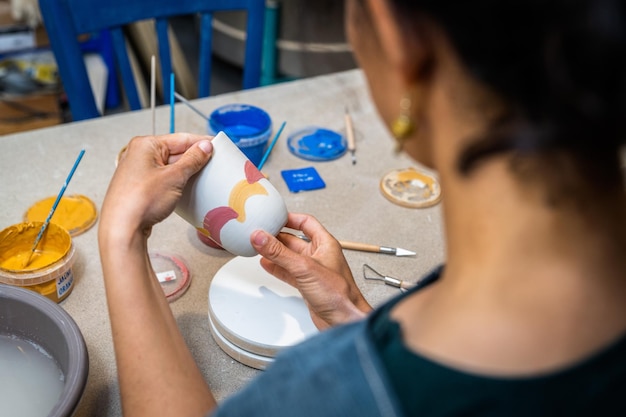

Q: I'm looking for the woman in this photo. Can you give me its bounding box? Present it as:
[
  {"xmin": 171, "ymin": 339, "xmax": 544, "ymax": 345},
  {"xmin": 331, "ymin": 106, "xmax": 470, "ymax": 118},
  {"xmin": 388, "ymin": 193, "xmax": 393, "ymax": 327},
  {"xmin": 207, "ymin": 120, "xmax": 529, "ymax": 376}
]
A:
[{"xmin": 99, "ymin": 0, "xmax": 626, "ymax": 415}]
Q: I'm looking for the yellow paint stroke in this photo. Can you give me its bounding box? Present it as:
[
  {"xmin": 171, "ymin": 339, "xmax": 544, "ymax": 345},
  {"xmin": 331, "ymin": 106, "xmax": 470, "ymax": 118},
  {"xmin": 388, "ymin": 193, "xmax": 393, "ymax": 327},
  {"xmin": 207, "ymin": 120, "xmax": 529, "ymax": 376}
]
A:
[
  {"xmin": 196, "ymin": 227, "xmax": 210, "ymax": 238},
  {"xmin": 228, "ymin": 180, "xmax": 268, "ymax": 223},
  {"xmin": 195, "ymin": 226, "xmax": 221, "ymax": 248}
]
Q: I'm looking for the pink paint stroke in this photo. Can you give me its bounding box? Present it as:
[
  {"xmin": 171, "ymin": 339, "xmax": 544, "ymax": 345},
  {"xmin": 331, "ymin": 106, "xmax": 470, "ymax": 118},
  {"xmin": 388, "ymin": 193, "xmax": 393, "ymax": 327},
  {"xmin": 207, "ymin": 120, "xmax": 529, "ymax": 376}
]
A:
[
  {"xmin": 203, "ymin": 206, "xmax": 238, "ymax": 246},
  {"xmin": 244, "ymin": 160, "xmax": 265, "ymax": 184}
]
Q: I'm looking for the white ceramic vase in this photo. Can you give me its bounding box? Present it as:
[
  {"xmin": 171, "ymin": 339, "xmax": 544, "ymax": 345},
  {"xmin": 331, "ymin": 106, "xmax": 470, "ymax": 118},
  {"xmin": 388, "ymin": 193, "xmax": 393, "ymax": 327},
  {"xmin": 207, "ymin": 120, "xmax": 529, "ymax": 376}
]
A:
[{"xmin": 175, "ymin": 131, "xmax": 288, "ymax": 257}]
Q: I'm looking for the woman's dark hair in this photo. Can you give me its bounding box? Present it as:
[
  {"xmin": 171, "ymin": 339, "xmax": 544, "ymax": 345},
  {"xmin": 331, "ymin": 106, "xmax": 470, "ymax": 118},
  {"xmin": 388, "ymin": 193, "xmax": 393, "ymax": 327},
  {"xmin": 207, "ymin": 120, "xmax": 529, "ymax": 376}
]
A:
[{"xmin": 391, "ymin": 0, "xmax": 626, "ymax": 185}]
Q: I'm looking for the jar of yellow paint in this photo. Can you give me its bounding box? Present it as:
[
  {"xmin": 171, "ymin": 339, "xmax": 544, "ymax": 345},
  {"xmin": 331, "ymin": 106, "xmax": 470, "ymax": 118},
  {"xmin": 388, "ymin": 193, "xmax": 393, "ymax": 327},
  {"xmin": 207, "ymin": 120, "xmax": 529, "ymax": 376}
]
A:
[{"xmin": 0, "ymin": 222, "xmax": 76, "ymax": 303}]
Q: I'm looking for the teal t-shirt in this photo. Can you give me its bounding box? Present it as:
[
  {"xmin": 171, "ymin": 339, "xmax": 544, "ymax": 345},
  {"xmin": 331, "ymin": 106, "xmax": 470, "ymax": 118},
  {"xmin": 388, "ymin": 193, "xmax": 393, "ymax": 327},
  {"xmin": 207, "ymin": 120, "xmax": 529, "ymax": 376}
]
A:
[{"xmin": 371, "ymin": 268, "xmax": 626, "ymax": 416}]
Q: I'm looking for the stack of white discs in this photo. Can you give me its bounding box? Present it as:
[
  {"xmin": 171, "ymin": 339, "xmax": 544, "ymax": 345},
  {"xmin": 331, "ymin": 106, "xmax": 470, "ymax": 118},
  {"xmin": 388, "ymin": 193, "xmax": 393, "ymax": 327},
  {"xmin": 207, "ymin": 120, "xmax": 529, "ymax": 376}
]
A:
[{"xmin": 208, "ymin": 255, "xmax": 318, "ymax": 370}]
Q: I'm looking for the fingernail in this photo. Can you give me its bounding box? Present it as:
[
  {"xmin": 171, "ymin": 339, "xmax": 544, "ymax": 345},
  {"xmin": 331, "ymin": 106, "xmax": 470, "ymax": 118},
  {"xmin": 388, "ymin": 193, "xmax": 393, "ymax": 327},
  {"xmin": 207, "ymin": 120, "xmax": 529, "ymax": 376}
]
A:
[
  {"xmin": 198, "ymin": 140, "xmax": 213, "ymax": 154},
  {"xmin": 252, "ymin": 230, "xmax": 268, "ymax": 246}
]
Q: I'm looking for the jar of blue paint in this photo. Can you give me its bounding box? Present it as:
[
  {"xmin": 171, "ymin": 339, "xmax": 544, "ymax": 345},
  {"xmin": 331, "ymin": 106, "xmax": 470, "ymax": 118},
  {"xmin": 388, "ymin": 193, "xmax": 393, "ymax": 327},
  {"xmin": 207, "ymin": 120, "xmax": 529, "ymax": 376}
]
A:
[{"xmin": 208, "ymin": 104, "xmax": 272, "ymax": 167}]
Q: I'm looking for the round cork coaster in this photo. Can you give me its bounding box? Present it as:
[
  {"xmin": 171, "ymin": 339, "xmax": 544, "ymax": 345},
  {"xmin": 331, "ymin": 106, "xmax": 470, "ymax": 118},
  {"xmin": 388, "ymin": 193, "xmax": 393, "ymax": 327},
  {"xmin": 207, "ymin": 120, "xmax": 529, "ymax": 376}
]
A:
[
  {"xmin": 380, "ymin": 167, "xmax": 442, "ymax": 208},
  {"xmin": 24, "ymin": 194, "xmax": 98, "ymax": 236}
]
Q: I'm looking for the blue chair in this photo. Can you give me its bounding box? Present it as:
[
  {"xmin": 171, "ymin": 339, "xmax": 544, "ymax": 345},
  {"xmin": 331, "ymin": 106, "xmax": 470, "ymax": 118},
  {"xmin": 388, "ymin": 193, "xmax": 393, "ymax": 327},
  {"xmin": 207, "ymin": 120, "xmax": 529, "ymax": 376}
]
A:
[{"xmin": 39, "ymin": 0, "xmax": 265, "ymax": 121}]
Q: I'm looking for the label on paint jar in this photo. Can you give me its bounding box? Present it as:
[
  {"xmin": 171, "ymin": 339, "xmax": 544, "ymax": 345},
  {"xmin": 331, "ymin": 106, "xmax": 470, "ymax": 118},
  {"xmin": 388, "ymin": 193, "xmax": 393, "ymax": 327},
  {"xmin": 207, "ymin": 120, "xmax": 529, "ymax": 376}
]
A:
[
  {"xmin": 156, "ymin": 270, "xmax": 177, "ymax": 283},
  {"xmin": 56, "ymin": 269, "xmax": 74, "ymax": 299}
]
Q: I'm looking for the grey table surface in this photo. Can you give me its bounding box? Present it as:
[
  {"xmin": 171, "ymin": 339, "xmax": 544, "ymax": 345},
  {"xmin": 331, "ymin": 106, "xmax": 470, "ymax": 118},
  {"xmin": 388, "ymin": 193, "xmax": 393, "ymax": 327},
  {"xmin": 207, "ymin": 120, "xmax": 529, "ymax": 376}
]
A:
[{"xmin": 0, "ymin": 69, "xmax": 445, "ymax": 416}]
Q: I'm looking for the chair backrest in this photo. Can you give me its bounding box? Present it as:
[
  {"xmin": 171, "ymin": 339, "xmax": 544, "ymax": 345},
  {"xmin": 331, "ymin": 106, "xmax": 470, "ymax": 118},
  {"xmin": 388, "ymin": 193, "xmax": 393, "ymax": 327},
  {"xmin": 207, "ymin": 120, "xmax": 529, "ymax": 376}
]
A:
[{"xmin": 39, "ymin": 0, "xmax": 265, "ymax": 121}]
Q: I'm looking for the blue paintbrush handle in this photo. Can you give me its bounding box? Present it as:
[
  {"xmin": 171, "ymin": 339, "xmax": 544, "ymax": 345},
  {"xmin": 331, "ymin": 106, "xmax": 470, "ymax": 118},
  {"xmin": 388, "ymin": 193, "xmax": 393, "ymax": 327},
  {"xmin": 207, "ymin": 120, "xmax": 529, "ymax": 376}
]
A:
[
  {"xmin": 170, "ymin": 72, "xmax": 175, "ymax": 133},
  {"xmin": 258, "ymin": 121, "xmax": 286, "ymax": 170},
  {"xmin": 31, "ymin": 149, "xmax": 86, "ymax": 251}
]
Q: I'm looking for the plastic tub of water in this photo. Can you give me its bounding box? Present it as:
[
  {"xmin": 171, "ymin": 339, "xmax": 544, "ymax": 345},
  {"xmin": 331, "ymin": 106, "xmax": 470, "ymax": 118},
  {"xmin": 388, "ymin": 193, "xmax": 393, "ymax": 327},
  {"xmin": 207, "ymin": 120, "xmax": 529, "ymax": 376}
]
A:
[
  {"xmin": 208, "ymin": 103, "xmax": 272, "ymax": 166},
  {"xmin": 0, "ymin": 284, "xmax": 88, "ymax": 416}
]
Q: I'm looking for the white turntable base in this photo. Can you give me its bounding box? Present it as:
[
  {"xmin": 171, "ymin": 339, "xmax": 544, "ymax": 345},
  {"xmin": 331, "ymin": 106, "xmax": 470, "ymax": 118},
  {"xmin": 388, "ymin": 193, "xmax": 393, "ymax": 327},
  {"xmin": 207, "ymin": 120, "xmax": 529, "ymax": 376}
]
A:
[{"xmin": 208, "ymin": 255, "xmax": 318, "ymax": 370}]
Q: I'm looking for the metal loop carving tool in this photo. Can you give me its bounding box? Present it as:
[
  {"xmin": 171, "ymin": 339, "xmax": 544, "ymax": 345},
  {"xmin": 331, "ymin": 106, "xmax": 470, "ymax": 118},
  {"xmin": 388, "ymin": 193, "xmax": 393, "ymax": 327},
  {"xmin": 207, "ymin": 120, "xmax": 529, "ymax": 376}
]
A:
[{"xmin": 363, "ymin": 264, "xmax": 415, "ymax": 292}]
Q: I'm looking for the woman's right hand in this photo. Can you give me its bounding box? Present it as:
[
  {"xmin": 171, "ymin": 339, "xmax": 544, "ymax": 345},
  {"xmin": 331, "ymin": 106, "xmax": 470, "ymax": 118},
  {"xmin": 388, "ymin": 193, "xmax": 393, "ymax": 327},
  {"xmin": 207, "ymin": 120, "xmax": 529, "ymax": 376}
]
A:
[
  {"xmin": 251, "ymin": 213, "xmax": 372, "ymax": 330},
  {"xmin": 101, "ymin": 133, "xmax": 213, "ymax": 243}
]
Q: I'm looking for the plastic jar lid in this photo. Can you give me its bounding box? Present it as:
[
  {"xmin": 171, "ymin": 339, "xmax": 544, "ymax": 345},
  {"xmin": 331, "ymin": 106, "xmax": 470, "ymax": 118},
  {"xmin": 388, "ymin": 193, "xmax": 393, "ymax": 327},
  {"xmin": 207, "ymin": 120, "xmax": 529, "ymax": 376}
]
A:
[
  {"xmin": 287, "ymin": 126, "xmax": 346, "ymax": 161},
  {"xmin": 149, "ymin": 252, "xmax": 191, "ymax": 302},
  {"xmin": 380, "ymin": 167, "xmax": 442, "ymax": 208},
  {"xmin": 24, "ymin": 195, "xmax": 97, "ymax": 236}
]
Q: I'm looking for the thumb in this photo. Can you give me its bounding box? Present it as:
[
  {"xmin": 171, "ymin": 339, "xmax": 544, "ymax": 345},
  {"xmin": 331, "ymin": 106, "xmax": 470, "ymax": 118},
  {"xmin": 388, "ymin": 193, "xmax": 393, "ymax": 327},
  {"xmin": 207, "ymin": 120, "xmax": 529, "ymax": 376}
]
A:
[
  {"xmin": 176, "ymin": 140, "xmax": 213, "ymax": 180},
  {"xmin": 251, "ymin": 229, "xmax": 283, "ymax": 260},
  {"xmin": 251, "ymin": 230, "xmax": 301, "ymax": 285}
]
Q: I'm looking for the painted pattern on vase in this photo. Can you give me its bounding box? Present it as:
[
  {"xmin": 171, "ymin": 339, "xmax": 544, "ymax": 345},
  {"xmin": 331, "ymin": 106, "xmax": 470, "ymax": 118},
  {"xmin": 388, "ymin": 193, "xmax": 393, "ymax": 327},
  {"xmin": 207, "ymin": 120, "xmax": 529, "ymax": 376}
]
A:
[{"xmin": 176, "ymin": 131, "xmax": 288, "ymax": 257}]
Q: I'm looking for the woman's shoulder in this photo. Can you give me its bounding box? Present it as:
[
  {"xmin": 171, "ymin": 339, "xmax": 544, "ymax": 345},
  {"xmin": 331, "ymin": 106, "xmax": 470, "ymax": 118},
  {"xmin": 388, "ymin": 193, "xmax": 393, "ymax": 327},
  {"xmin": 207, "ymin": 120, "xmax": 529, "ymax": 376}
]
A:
[
  {"xmin": 211, "ymin": 266, "xmax": 444, "ymax": 417},
  {"xmin": 211, "ymin": 316, "xmax": 405, "ymax": 417}
]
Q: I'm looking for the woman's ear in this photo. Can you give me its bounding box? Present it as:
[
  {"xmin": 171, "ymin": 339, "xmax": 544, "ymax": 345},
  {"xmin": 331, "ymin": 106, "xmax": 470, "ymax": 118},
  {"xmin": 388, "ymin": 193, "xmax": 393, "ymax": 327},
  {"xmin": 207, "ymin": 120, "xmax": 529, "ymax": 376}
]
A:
[{"xmin": 365, "ymin": 0, "xmax": 433, "ymax": 84}]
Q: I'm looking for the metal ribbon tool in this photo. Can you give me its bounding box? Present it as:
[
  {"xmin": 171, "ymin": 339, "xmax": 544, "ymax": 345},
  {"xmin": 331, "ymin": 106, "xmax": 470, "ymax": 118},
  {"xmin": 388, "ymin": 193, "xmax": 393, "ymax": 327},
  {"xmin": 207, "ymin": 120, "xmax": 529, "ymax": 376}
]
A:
[{"xmin": 363, "ymin": 264, "xmax": 415, "ymax": 292}]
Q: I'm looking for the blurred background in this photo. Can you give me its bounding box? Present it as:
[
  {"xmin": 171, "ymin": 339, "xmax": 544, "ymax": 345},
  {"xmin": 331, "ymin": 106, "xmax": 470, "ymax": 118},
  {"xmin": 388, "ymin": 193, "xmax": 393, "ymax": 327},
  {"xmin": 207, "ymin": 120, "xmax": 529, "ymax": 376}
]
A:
[{"xmin": 0, "ymin": 0, "xmax": 357, "ymax": 134}]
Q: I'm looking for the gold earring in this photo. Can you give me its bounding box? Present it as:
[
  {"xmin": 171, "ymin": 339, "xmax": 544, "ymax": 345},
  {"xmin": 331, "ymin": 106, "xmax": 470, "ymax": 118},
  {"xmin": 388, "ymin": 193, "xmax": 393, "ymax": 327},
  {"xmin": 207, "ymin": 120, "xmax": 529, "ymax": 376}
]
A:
[{"xmin": 391, "ymin": 93, "xmax": 416, "ymax": 153}]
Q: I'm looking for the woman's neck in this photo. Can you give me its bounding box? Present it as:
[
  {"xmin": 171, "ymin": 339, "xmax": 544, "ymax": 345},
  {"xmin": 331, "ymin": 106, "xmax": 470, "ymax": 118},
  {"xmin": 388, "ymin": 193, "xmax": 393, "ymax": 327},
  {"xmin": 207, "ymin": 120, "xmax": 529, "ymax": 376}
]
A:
[
  {"xmin": 440, "ymin": 155, "xmax": 626, "ymax": 288},
  {"xmin": 393, "ymin": 155, "xmax": 626, "ymax": 377},
  {"xmin": 424, "ymin": 72, "xmax": 626, "ymax": 287}
]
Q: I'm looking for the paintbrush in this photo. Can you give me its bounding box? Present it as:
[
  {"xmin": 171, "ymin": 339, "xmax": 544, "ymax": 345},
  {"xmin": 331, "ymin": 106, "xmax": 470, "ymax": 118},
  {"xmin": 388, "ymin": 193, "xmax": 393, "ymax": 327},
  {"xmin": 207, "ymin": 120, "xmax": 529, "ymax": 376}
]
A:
[
  {"xmin": 170, "ymin": 72, "xmax": 175, "ymax": 133},
  {"xmin": 174, "ymin": 91, "xmax": 210, "ymax": 121},
  {"xmin": 345, "ymin": 107, "xmax": 356, "ymax": 165},
  {"xmin": 257, "ymin": 121, "xmax": 286, "ymax": 170},
  {"xmin": 150, "ymin": 55, "xmax": 156, "ymax": 136},
  {"xmin": 23, "ymin": 149, "xmax": 86, "ymax": 267},
  {"xmin": 284, "ymin": 229, "xmax": 416, "ymax": 257}
]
